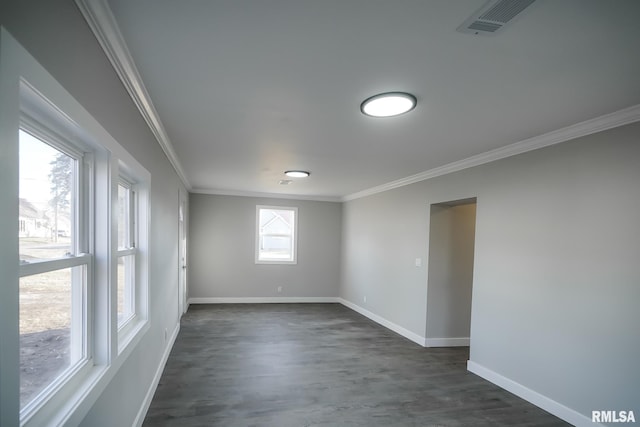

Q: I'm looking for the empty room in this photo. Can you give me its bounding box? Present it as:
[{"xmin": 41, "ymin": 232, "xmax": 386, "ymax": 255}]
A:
[{"xmin": 1, "ymin": 1, "xmax": 639, "ymax": 426}]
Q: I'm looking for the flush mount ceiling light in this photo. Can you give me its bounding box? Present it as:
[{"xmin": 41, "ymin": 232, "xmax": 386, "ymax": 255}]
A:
[
  {"xmin": 360, "ymin": 92, "xmax": 417, "ymax": 118},
  {"xmin": 284, "ymin": 170, "xmax": 310, "ymax": 178}
]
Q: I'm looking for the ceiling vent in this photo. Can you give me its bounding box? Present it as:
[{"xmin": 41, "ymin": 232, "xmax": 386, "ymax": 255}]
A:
[{"xmin": 457, "ymin": 0, "xmax": 536, "ymax": 35}]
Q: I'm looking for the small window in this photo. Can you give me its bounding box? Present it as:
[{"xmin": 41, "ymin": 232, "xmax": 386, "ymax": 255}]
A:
[
  {"xmin": 256, "ymin": 206, "xmax": 298, "ymax": 264},
  {"xmin": 116, "ymin": 180, "xmax": 136, "ymax": 327}
]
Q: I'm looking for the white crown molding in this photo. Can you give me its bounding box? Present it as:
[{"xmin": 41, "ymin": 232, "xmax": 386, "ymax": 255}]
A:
[
  {"xmin": 343, "ymin": 104, "xmax": 640, "ymax": 201},
  {"xmin": 191, "ymin": 187, "xmax": 342, "ymax": 202},
  {"xmin": 67, "ymin": 3, "xmax": 640, "ymax": 201},
  {"xmin": 75, "ymin": 0, "xmax": 192, "ymax": 190}
]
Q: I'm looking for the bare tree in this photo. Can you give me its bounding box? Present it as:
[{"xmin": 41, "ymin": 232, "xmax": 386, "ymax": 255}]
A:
[{"xmin": 48, "ymin": 153, "xmax": 72, "ymax": 242}]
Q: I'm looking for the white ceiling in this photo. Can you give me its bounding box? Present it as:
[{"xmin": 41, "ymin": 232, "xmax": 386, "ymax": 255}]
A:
[{"xmin": 103, "ymin": 0, "xmax": 640, "ymax": 200}]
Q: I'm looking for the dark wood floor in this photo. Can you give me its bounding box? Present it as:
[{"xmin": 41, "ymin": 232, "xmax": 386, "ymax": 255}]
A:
[{"xmin": 143, "ymin": 304, "xmax": 568, "ymax": 426}]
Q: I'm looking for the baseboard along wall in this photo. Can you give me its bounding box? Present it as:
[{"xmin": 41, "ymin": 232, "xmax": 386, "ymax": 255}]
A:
[
  {"xmin": 134, "ymin": 323, "xmax": 180, "ymax": 427},
  {"xmin": 425, "ymin": 337, "xmax": 470, "ymax": 347},
  {"xmin": 467, "ymin": 361, "xmax": 601, "ymax": 427},
  {"xmin": 179, "ymin": 297, "xmax": 584, "ymax": 427},
  {"xmin": 188, "ymin": 297, "xmax": 340, "ymax": 304},
  {"xmin": 336, "ymin": 298, "xmax": 427, "ymax": 346},
  {"xmin": 187, "ymin": 297, "xmax": 472, "ymax": 349}
]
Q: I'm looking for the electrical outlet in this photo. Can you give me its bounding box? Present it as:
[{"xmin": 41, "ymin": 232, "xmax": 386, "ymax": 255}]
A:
[
  {"xmin": 363, "ymin": 296, "xmax": 367, "ymax": 303},
  {"xmin": 164, "ymin": 328, "xmax": 168, "ymax": 342},
  {"xmin": 277, "ymin": 286, "xmax": 283, "ymax": 293}
]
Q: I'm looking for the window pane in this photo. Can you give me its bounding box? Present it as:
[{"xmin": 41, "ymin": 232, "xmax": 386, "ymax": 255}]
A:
[
  {"xmin": 117, "ymin": 254, "xmax": 135, "ymax": 325},
  {"xmin": 117, "ymin": 184, "xmax": 130, "ymax": 249},
  {"xmin": 260, "ymin": 236, "xmax": 292, "ymax": 259},
  {"xmin": 20, "ymin": 267, "xmax": 84, "ymax": 409},
  {"xmin": 259, "ymin": 208, "xmax": 293, "ymax": 231},
  {"xmin": 19, "ymin": 130, "xmax": 75, "ymax": 261}
]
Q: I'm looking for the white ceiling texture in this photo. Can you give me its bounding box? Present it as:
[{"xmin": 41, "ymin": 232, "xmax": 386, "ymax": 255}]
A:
[{"xmin": 90, "ymin": 0, "xmax": 640, "ymax": 201}]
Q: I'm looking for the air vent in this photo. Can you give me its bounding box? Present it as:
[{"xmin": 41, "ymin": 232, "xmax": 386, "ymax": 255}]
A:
[{"xmin": 457, "ymin": 0, "xmax": 536, "ymax": 35}]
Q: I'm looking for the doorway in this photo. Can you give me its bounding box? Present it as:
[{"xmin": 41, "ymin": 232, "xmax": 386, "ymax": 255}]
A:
[
  {"xmin": 178, "ymin": 190, "xmax": 188, "ymax": 316},
  {"xmin": 426, "ymin": 198, "xmax": 477, "ymax": 347}
]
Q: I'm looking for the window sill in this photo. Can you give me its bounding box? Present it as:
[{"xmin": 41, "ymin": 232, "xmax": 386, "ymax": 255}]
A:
[
  {"xmin": 22, "ymin": 362, "xmax": 107, "ymax": 427},
  {"xmin": 255, "ymin": 259, "xmax": 298, "ymax": 265},
  {"xmin": 118, "ymin": 315, "xmax": 149, "ymax": 356},
  {"xmin": 21, "ymin": 317, "xmax": 150, "ymax": 427}
]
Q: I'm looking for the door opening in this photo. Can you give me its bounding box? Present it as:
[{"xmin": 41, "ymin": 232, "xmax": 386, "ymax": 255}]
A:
[
  {"xmin": 426, "ymin": 197, "xmax": 477, "ymax": 347},
  {"xmin": 178, "ymin": 192, "xmax": 188, "ymax": 316}
]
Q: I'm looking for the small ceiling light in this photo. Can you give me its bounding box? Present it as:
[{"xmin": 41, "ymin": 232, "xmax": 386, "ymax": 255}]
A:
[
  {"xmin": 284, "ymin": 170, "xmax": 310, "ymax": 178},
  {"xmin": 360, "ymin": 92, "xmax": 417, "ymax": 118}
]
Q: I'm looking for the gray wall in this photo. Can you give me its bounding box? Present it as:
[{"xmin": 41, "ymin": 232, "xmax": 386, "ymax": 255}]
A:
[
  {"xmin": 341, "ymin": 122, "xmax": 640, "ymax": 419},
  {"xmin": 0, "ymin": 1, "xmax": 187, "ymax": 426},
  {"xmin": 426, "ymin": 203, "xmax": 475, "ymax": 342},
  {"xmin": 189, "ymin": 194, "xmax": 341, "ymax": 299},
  {"xmin": 4, "ymin": 1, "xmax": 639, "ymax": 424}
]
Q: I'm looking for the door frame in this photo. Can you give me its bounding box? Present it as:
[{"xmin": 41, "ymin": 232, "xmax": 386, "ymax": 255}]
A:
[{"xmin": 178, "ymin": 189, "xmax": 188, "ymax": 315}]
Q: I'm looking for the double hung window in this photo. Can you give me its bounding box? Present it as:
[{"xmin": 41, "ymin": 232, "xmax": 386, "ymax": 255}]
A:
[
  {"xmin": 18, "ymin": 125, "xmax": 91, "ymax": 413},
  {"xmin": 2, "ymin": 29, "xmax": 151, "ymax": 426}
]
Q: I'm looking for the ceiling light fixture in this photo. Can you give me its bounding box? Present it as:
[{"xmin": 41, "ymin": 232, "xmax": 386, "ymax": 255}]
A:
[
  {"xmin": 284, "ymin": 170, "xmax": 310, "ymax": 178},
  {"xmin": 360, "ymin": 92, "xmax": 417, "ymax": 117}
]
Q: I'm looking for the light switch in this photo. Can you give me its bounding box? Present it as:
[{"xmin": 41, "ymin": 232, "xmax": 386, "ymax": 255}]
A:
[{"xmin": 415, "ymin": 258, "xmax": 422, "ymax": 267}]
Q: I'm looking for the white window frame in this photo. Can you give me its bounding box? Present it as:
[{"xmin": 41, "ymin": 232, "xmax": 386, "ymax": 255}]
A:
[
  {"xmin": 0, "ymin": 28, "xmax": 150, "ymax": 427},
  {"xmin": 255, "ymin": 205, "xmax": 298, "ymax": 265},
  {"xmin": 116, "ymin": 178, "xmax": 137, "ymax": 329},
  {"xmin": 114, "ymin": 168, "xmax": 148, "ymax": 353},
  {"xmin": 17, "ymin": 98, "xmax": 96, "ymax": 423}
]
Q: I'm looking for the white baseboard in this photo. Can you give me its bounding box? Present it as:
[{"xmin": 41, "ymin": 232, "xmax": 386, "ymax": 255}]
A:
[
  {"xmin": 187, "ymin": 297, "xmax": 468, "ymax": 350},
  {"xmin": 189, "ymin": 297, "xmax": 428, "ymax": 347},
  {"xmin": 188, "ymin": 297, "xmax": 340, "ymax": 304},
  {"xmin": 425, "ymin": 337, "xmax": 470, "ymax": 347},
  {"xmin": 133, "ymin": 323, "xmax": 180, "ymax": 427},
  {"xmin": 467, "ymin": 360, "xmax": 600, "ymax": 427},
  {"xmin": 133, "ymin": 300, "xmax": 599, "ymax": 427},
  {"xmin": 337, "ymin": 298, "xmax": 426, "ymax": 347}
]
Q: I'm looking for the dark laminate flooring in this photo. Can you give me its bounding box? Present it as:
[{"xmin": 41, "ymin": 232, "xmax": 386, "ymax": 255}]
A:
[{"xmin": 143, "ymin": 304, "xmax": 569, "ymax": 427}]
